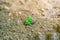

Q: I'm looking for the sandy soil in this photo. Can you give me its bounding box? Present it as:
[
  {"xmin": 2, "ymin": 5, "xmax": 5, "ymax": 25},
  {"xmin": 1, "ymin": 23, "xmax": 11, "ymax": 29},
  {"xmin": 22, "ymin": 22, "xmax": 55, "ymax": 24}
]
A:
[{"xmin": 0, "ymin": 0, "xmax": 60, "ymax": 40}]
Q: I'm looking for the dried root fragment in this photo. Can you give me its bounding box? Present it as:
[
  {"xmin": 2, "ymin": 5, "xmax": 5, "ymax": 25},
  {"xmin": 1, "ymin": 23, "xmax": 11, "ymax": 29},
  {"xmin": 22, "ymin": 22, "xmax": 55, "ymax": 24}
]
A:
[
  {"xmin": 38, "ymin": 9, "xmax": 44, "ymax": 16},
  {"xmin": 56, "ymin": 24, "xmax": 60, "ymax": 33},
  {"xmin": 46, "ymin": 33, "xmax": 52, "ymax": 40},
  {"xmin": 53, "ymin": 24, "xmax": 60, "ymax": 33}
]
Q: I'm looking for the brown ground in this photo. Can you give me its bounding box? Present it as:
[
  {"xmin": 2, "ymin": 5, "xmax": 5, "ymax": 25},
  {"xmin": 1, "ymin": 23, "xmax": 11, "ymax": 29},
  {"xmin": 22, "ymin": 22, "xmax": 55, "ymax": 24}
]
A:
[{"xmin": 0, "ymin": 0, "xmax": 60, "ymax": 40}]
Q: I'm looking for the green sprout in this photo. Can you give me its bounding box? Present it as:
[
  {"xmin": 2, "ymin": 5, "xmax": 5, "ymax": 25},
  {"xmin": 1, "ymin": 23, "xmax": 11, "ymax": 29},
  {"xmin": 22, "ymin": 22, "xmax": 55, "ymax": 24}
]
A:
[{"xmin": 25, "ymin": 17, "xmax": 33, "ymax": 25}]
